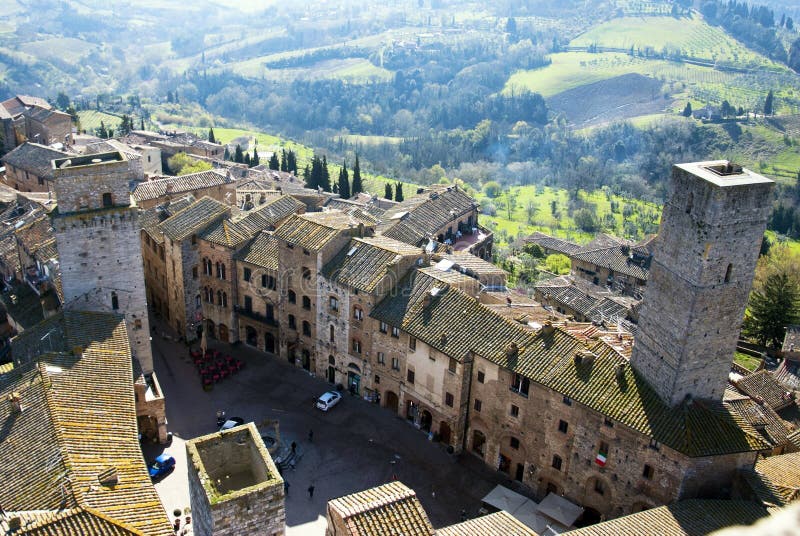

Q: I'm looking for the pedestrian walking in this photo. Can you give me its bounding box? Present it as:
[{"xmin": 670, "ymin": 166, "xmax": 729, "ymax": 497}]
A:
[
  {"xmin": 308, "ymin": 485, "xmax": 315, "ymax": 498},
  {"xmin": 308, "ymin": 429, "xmax": 314, "ymax": 442},
  {"xmin": 284, "ymin": 480, "xmax": 290, "ymax": 496}
]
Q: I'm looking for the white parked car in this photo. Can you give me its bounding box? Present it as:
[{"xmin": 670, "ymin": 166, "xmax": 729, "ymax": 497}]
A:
[{"xmin": 316, "ymin": 391, "xmax": 342, "ymax": 412}]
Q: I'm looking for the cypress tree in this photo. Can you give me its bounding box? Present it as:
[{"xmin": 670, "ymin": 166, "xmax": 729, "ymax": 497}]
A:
[
  {"xmin": 244, "ymin": 153, "xmax": 252, "ymax": 166},
  {"xmin": 234, "ymin": 144, "xmax": 244, "ymax": 163},
  {"xmin": 280, "ymin": 149, "xmax": 288, "ymax": 172},
  {"xmin": 320, "ymin": 155, "xmax": 331, "ymax": 192},
  {"xmin": 338, "ymin": 161, "xmax": 351, "ymax": 198},
  {"xmin": 395, "ymin": 182, "xmax": 404, "ymax": 202},
  {"xmin": 208, "ymin": 128, "xmax": 216, "ymax": 143},
  {"xmin": 384, "ymin": 182, "xmax": 393, "ymax": 199},
  {"xmin": 303, "ymin": 164, "xmax": 311, "ymax": 188},
  {"xmin": 764, "ymin": 90, "xmax": 775, "ymax": 116},
  {"xmin": 287, "ymin": 150, "xmax": 298, "ymax": 174},
  {"xmin": 352, "ymin": 154, "xmax": 363, "ymax": 195},
  {"xmin": 269, "ymin": 152, "xmax": 279, "ymax": 170},
  {"xmin": 223, "ymin": 146, "xmax": 230, "ymax": 160},
  {"xmin": 252, "ymin": 148, "xmax": 260, "ymax": 167},
  {"xmin": 682, "ymin": 102, "xmax": 692, "ymax": 117},
  {"xmin": 140, "ymin": 117, "xmax": 145, "ymax": 130}
]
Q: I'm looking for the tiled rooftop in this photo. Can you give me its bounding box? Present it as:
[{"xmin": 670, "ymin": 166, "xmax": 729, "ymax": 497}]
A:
[
  {"xmin": 0, "ymin": 507, "xmax": 144, "ymax": 535},
  {"xmin": 524, "ymin": 231, "xmax": 582, "ymax": 256},
  {"xmin": 1, "ymin": 142, "xmax": 68, "ymax": 179},
  {"xmin": 437, "ymin": 511, "xmax": 537, "ymax": 535},
  {"xmin": 563, "ymin": 500, "xmax": 767, "ymax": 536},
  {"xmin": 735, "ymin": 370, "xmax": 795, "ymax": 411},
  {"xmin": 328, "ymin": 481, "xmax": 434, "ymax": 536},
  {"xmin": 234, "ymin": 232, "xmax": 280, "ymax": 271},
  {"xmin": 0, "ymin": 311, "xmax": 173, "ymax": 536},
  {"xmin": 783, "ymin": 325, "xmax": 800, "ymax": 353},
  {"xmin": 157, "ymin": 196, "xmax": 230, "ymax": 242},
  {"xmin": 132, "ymin": 169, "xmax": 230, "ymax": 202},
  {"xmin": 273, "ymin": 211, "xmax": 373, "ymax": 251},
  {"xmin": 140, "ymin": 196, "xmax": 195, "ymax": 244},
  {"xmin": 379, "ymin": 187, "xmax": 477, "ymax": 247},
  {"xmin": 741, "ymin": 451, "xmax": 800, "ymax": 509},
  {"xmin": 323, "ymin": 236, "xmax": 423, "ymax": 293},
  {"xmin": 372, "ymin": 269, "xmax": 771, "ymax": 457}
]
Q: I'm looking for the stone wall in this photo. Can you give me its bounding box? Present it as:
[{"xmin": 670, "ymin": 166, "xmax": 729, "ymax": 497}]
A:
[
  {"xmin": 631, "ymin": 163, "xmax": 774, "ymax": 405},
  {"xmin": 186, "ymin": 424, "xmax": 285, "ymax": 536},
  {"xmin": 236, "ymin": 260, "xmax": 279, "ymax": 354},
  {"xmin": 52, "ymin": 152, "xmax": 131, "ymax": 214},
  {"xmin": 199, "ymin": 240, "xmax": 237, "ymax": 344},
  {"xmin": 53, "ymin": 208, "xmax": 153, "ymax": 372}
]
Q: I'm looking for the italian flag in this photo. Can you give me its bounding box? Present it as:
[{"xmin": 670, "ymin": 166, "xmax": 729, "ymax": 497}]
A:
[{"xmin": 595, "ymin": 450, "xmax": 607, "ymax": 467}]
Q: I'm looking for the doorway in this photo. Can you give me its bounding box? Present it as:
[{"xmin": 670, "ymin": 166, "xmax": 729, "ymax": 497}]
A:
[
  {"xmin": 385, "ymin": 391, "xmax": 399, "ymax": 413},
  {"xmin": 245, "ymin": 326, "xmax": 257, "ymax": 346},
  {"xmin": 439, "ymin": 421, "xmax": 451, "ymax": 444},
  {"xmin": 265, "ymin": 332, "xmax": 275, "ymax": 353},
  {"xmin": 420, "ymin": 410, "xmax": 432, "ymax": 432},
  {"xmin": 218, "ymin": 323, "xmax": 229, "ymax": 343},
  {"xmin": 348, "ymin": 370, "xmax": 361, "ymax": 395},
  {"xmin": 302, "ymin": 349, "xmax": 310, "ymax": 371},
  {"xmin": 515, "ymin": 463, "xmax": 525, "ymax": 482}
]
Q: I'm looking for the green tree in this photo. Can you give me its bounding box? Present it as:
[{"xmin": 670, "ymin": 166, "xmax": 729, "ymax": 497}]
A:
[
  {"xmin": 280, "ymin": 149, "xmax": 288, "ymax": 172},
  {"xmin": 743, "ymin": 272, "xmax": 800, "ymax": 348},
  {"xmin": 268, "ymin": 152, "xmax": 279, "ymax": 170},
  {"xmin": 573, "ymin": 208, "xmax": 600, "ymax": 232},
  {"xmin": 223, "ymin": 146, "xmax": 230, "ymax": 160},
  {"xmin": 168, "ymin": 152, "xmax": 213, "ymax": 175},
  {"xmin": 320, "ymin": 155, "xmax": 331, "ymax": 192},
  {"xmin": 338, "ymin": 161, "xmax": 351, "ymax": 198},
  {"xmin": 208, "ymin": 128, "xmax": 216, "ymax": 143},
  {"xmin": 483, "ymin": 181, "xmax": 502, "ymax": 198},
  {"xmin": 140, "ymin": 117, "xmax": 145, "ymax": 130},
  {"xmin": 244, "ymin": 153, "xmax": 251, "ymax": 166},
  {"xmin": 384, "ymin": 182, "xmax": 393, "ymax": 199},
  {"xmin": 118, "ymin": 114, "xmax": 133, "ymax": 135},
  {"xmin": 234, "ymin": 144, "xmax": 244, "ymax": 164},
  {"xmin": 56, "ymin": 92, "xmax": 70, "ymax": 110},
  {"xmin": 351, "ymin": 154, "xmax": 363, "ymax": 194},
  {"xmin": 682, "ymin": 102, "xmax": 692, "ymax": 117},
  {"xmin": 302, "ymin": 164, "xmax": 311, "ymax": 187},
  {"xmin": 287, "ymin": 150, "xmax": 298, "ymax": 174},
  {"xmin": 252, "ymin": 148, "xmax": 259, "ymax": 167},
  {"xmin": 525, "ymin": 201, "xmax": 538, "ymax": 224},
  {"xmin": 544, "ymin": 254, "xmax": 571, "ymax": 275},
  {"xmin": 764, "ymin": 90, "xmax": 775, "ymax": 116},
  {"xmin": 395, "ymin": 182, "xmax": 404, "ymax": 202}
]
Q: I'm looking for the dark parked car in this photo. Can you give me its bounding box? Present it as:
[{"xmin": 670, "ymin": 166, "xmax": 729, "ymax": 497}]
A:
[{"xmin": 149, "ymin": 454, "xmax": 175, "ymax": 481}]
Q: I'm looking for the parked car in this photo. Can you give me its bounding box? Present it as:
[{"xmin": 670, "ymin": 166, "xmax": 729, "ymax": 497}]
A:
[
  {"xmin": 316, "ymin": 391, "xmax": 342, "ymax": 412},
  {"xmin": 219, "ymin": 416, "xmax": 245, "ymax": 431},
  {"xmin": 149, "ymin": 454, "xmax": 175, "ymax": 481}
]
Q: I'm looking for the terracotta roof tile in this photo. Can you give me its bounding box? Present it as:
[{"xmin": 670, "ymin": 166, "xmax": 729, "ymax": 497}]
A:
[
  {"xmin": 0, "ymin": 311, "xmax": 173, "ymax": 536},
  {"xmin": 380, "ymin": 187, "xmax": 476, "ymax": 246},
  {"xmin": 235, "ymin": 232, "xmax": 279, "ymax": 271},
  {"xmin": 0, "ymin": 507, "xmax": 144, "ymax": 535},
  {"xmin": 563, "ymin": 500, "xmax": 767, "ymax": 536},
  {"xmin": 437, "ymin": 511, "xmax": 537, "ymax": 535},
  {"xmin": 139, "ymin": 196, "xmax": 195, "ymax": 244},
  {"xmin": 273, "ymin": 211, "xmax": 373, "ymax": 251},
  {"xmin": 328, "ymin": 481, "xmax": 434, "ymax": 536},
  {"xmin": 1, "ymin": 142, "xmax": 68, "ymax": 179},
  {"xmin": 157, "ymin": 196, "xmax": 229, "ymax": 242},
  {"xmin": 323, "ymin": 237, "xmax": 423, "ymax": 293},
  {"xmin": 524, "ymin": 231, "xmax": 582, "ymax": 256},
  {"xmin": 742, "ymin": 451, "xmax": 800, "ymax": 508},
  {"xmin": 132, "ymin": 170, "xmax": 230, "ymax": 202},
  {"xmin": 736, "ymin": 370, "xmax": 795, "ymax": 411}
]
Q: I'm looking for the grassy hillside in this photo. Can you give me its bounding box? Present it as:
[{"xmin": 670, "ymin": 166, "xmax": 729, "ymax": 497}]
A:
[
  {"xmin": 570, "ymin": 13, "xmax": 782, "ymax": 68},
  {"xmin": 77, "ymin": 110, "xmax": 123, "ymax": 132}
]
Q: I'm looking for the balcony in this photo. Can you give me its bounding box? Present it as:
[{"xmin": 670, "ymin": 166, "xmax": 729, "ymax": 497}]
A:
[{"xmin": 234, "ymin": 305, "xmax": 279, "ymax": 327}]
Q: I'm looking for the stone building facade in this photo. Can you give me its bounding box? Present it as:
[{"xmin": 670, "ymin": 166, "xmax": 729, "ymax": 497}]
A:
[
  {"xmin": 272, "ymin": 212, "xmax": 375, "ymax": 372},
  {"xmin": 1, "ymin": 142, "xmax": 68, "ymax": 193},
  {"xmin": 49, "ymin": 151, "xmax": 167, "ymax": 442},
  {"xmin": 186, "ymin": 423, "xmax": 284, "ymax": 536},
  {"xmin": 234, "ymin": 233, "xmax": 281, "ymax": 354},
  {"xmin": 631, "ymin": 161, "xmax": 774, "ymax": 406},
  {"xmin": 50, "ymin": 151, "xmax": 154, "ymax": 372},
  {"xmin": 157, "ymin": 197, "xmax": 231, "ymax": 341},
  {"xmin": 316, "ymin": 236, "xmax": 424, "ymax": 400}
]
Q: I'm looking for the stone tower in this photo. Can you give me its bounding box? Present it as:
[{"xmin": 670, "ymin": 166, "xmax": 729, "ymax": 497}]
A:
[
  {"xmin": 50, "ymin": 152, "xmax": 154, "ymax": 373},
  {"xmin": 630, "ymin": 161, "xmax": 773, "ymax": 406}
]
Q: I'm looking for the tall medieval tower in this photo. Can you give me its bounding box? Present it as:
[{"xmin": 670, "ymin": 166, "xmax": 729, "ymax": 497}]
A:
[
  {"xmin": 50, "ymin": 152, "xmax": 154, "ymax": 373},
  {"xmin": 630, "ymin": 161, "xmax": 773, "ymax": 406}
]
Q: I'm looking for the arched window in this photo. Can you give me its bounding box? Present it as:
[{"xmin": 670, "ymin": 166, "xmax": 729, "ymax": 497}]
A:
[
  {"xmin": 302, "ymin": 296, "xmax": 311, "ymax": 310},
  {"xmin": 217, "ymin": 290, "xmax": 222, "ymax": 305},
  {"xmin": 353, "ymin": 306, "xmax": 363, "ymax": 321},
  {"xmin": 195, "ymin": 294, "xmax": 201, "ymax": 308},
  {"xmin": 220, "ymin": 263, "xmax": 226, "ymax": 280},
  {"xmin": 288, "ymin": 290, "xmax": 296, "ymax": 304},
  {"xmin": 302, "ymin": 320, "xmax": 311, "ymax": 336},
  {"xmin": 302, "ymin": 267, "xmax": 311, "ymax": 280},
  {"xmin": 102, "ymin": 192, "xmax": 113, "ymax": 208},
  {"xmin": 330, "ymin": 325, "xmax": 335, "ymax": 342},
  {"xmin": 221, "ymin": 292, "xmax": 227, "ymax": 307},
  {"xmin": 111, "ymin": 291, "xmax": 119, "ymax": 310},
  {"xmin": 724, "ymin": 263, "xmax": 732, "ymax": 283},
  {"xmin": 215, "ymin": 262, "xmax": 221, "ymax": 278}
]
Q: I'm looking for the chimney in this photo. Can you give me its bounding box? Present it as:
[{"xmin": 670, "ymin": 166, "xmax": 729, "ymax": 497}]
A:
[
  {"xmin": 615, "ymin": 363, "xmax": 626, "ymax": 381},
  {"xmin": 541, "ymin": 320, "xmax": 554, "ymax": 336},
  {"xmin": 8, "ymin": 391, "xmax": 21, "ymax": 413},
  {"xmin": 9, "ymin": 517, "xmax": 21, "ymax": 530},
  {"xmin": 440, "ymin": 333, "xmax": 448, "ymax": 346},
  {"xmin": 506, "ymin": 342, "xmax": 519, "ymax": 359},
  {"xmin": 98, "ymin": 466, "xmax": 119, "ymax": 487}
]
